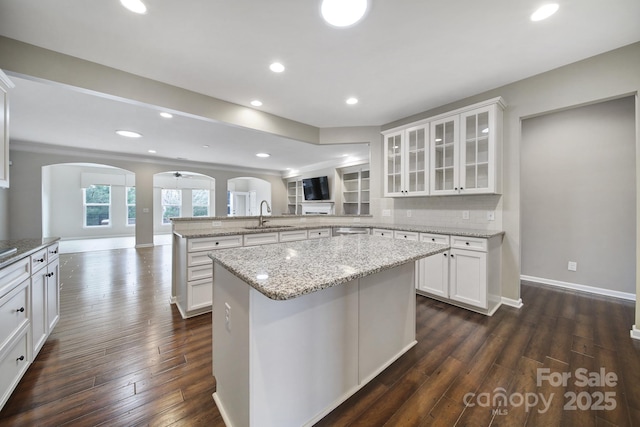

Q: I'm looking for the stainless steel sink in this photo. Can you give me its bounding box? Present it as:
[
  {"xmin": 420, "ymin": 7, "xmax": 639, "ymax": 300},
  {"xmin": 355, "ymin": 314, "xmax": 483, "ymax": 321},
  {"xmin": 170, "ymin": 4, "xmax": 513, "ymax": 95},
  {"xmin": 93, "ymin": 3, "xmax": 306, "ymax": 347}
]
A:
[
  {"xmin": 0, "ymin": 247, "xmax": 17, "ymax": 258},
  {"xmin": 244, "ymin": 225, "xmax": 294, "ymax": 230}
]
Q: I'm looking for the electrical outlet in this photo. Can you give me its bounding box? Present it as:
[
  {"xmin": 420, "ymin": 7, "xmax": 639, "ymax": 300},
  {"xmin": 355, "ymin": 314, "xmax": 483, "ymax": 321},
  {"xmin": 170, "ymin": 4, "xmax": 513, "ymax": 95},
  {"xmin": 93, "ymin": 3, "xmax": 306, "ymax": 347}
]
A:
[
  {"xmin": 382, "ymin": 209, "xmax": 391, "ymax": 217},
  {"xmin": 462, "ymin": 210, "xmax": 470, "ymax": 220},
  {"xmin": 568, "ymin": 261, "xmax": 577, "ymax": 272},
  {"xmin": 407, "ymin": 210, "xmax": 412, "ymax": 217},
  {"xmin": 487, "ymin": 211, "xmax": 495, "ymax": 221},
  {"xmin": 353, "ymin": 217, "xmax": 361, "ymax": 222},
  {"xmin": 212, "ymin": 221, "xmax": 222, "ymax": 227},
  {"xmin": 225, "ymin": 302, "xmax": 231, "ymax": 332}
]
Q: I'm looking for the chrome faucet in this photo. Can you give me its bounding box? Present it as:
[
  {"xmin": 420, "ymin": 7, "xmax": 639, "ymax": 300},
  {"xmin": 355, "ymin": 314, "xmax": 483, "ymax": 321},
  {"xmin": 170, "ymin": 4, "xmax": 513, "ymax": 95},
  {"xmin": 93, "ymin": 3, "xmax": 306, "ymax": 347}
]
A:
[{"xmin": 258, "ymin": 200, "xmax": 271, "ymax": 227}]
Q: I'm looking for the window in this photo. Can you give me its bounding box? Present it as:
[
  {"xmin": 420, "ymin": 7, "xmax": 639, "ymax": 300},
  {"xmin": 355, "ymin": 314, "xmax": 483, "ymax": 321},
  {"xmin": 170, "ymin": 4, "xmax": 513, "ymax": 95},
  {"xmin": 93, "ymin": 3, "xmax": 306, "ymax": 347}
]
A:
[
  {"xmin": 84, "ymin": 185, "xmax": 111, "ymax": 227},
  {"xmin": 162, "ymin": 189, "xmax": 182, "ymax": 224},
  {"xmin": 192, "ymin": 189, "xmax": 210, "ymax": 217},
  {"xmin": 126, "ymin": 187, "xmax": 136, "ymax": 225}
]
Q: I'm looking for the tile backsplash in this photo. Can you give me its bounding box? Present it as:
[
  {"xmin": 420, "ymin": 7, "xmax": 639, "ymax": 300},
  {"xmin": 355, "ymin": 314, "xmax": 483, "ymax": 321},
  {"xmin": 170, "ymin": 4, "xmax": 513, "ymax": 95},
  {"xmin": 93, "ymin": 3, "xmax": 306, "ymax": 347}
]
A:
[{"xmin": 382, "ymin": 194, "xmax": 502, "ymax": 230}]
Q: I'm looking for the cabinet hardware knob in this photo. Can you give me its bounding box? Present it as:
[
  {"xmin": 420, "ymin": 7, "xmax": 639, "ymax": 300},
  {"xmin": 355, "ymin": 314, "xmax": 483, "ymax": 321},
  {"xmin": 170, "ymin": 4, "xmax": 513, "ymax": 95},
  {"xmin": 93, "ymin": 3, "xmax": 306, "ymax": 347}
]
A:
[
  {"xmin": 443, "ymin": 253, "xmax": 447, "ymax": 257},
  {"xmin": 465, "ymin": 242, "xmax": 470, "ymax": 245},
  {"xmin": 17, "ymin": 307, "xmax": 25, "ymax": 313},
  {"xmin": 36, "ymin": 258, "xmax": 44, "ymax": 263},
  {"xmin": 16, "ymin": 355, "xmax": 25, "ymax": 362},
  {"xmin": 215, "ymin": 242, "xmax": 219, "ymax": 245},
  {"xmin": 450, "ymin": 254, "xmax": 455, "ymax": 258},
  {"xmin": 431, "ymin": 238, "xmax": 435, "ymax": 242}
]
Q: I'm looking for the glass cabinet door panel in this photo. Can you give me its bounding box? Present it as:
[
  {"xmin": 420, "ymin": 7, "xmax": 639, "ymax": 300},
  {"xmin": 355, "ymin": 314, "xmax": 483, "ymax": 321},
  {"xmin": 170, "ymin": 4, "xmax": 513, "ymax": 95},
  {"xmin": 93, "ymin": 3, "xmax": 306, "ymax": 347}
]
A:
[
  {"xmin": 477, "ymin": 138, "xmax": 489, "ymax": 163},
  {"xmin": 435, "ymin": 147, "xmax": 444, "ymax": 168},
  {"xmin": 466, "ymin": 140, "xmax": 476, "ymax": 164},
  {"xmin": 465, "ymin": 165, "xmax": 476, "ymax": 188},
  {"xmin": 478, "ymin": 112, "xmax": 489, "ymax": 136},
  {"xmin": 466, "ymin": 115, "xmax": 477, "ymax": 140},
  {"xmin": 435, "ymin": 124, "xmax": 444, "ymax": 146},
  {"xmin": 444, "ymin": 144, "xmax": 454, "ymax": 167},
  {"xmin": 477, "ymin": 164, "xmax": 489, "ymax": 188},
  {"xmin": 444, "ymin": 168, "xmax": 454, "ymax": 190}
]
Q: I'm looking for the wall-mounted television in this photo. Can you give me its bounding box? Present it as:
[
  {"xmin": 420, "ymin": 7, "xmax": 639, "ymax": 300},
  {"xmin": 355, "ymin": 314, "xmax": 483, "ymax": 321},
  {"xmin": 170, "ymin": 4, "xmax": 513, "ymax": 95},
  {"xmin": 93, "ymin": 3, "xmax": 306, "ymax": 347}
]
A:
[{"xmin": 302, "ymin": 176, "xmax": 330, "ymax": 201}]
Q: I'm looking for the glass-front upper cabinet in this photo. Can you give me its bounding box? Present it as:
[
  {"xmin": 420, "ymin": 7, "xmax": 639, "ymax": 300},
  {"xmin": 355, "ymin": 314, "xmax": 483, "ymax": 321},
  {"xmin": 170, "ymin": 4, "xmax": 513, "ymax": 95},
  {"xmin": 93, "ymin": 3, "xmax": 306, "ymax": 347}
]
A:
[
  {"xmin": 384, "ymin": 131, "xmax": 404, "ymax": 196},
  {"xmin": 460, "ymin": 107, "xmax": 495, "ymax": 194},
  {"xmin": 430, "ymin": 116, "xmax": 459, "ymax": 195},
  {"xmin": 383, "ymin": 125, "xmax": 429, "ymax": 196}
]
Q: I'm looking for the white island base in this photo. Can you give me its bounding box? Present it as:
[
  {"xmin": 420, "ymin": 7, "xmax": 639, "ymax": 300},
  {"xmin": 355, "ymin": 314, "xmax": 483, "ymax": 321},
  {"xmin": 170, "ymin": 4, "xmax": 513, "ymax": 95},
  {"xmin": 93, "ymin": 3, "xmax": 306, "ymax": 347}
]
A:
[{"xmin": 212, "ymin": 261, "xmax": 416, "ymax": 427}]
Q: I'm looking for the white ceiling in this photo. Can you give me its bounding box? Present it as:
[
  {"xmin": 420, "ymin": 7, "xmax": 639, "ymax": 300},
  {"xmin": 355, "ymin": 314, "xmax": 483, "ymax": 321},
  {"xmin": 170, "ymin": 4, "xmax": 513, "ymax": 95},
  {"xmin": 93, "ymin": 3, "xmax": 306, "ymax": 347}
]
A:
[{"xmin": 0, "ymin": 0, "xmax": 639, "ymax": 172}]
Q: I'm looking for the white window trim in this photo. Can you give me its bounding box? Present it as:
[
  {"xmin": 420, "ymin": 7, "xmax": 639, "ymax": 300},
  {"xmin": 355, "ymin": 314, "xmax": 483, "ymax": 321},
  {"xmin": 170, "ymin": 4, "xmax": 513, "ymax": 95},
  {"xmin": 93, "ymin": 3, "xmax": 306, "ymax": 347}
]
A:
[
  {"xmin": 126, "ymin": 186, "xmax": 136, "ymax": 227},
  {"xmin": 162, "ymin": 188, "xmax": 182, "ymax": 225},
  {"xmin": 83, "ymin": 185, "xmax": 111, "ymax": 228},
  {"xmin": 192, "ymin": 189, "xmax": 210, "ymax": 217}
]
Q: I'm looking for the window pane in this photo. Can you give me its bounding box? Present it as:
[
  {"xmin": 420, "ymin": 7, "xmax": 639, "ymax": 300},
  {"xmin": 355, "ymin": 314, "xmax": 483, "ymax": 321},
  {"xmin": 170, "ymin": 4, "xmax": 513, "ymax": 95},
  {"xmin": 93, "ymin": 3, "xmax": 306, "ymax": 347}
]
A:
[
  {"xmin": 193, "ymin": 206, "xmax": 208, "ymax": 217},
  {"xmin": 163, "ymin": 206, "xmax": 180, "ymax": 224},
  {"xmin": 85, "ymin": 185, "xmax": 110, "ymax": 204},
  {"xmin": 162, "ymin": 189, "xmax": 181, "ymax": 205},
  {"xmin": 128, "ymin": 206, "xmax": 136, "ymax": 225},
  {"xmin": 192, "ymin": 189, "xmax": 209, "ymax": 206},
  {"xmin": 127, "ymin": 187, "xmax": 136, "ymax": 204},
  {"xmin": 86, "ymin": 206, "xmax": 110, "ymax": 226}
]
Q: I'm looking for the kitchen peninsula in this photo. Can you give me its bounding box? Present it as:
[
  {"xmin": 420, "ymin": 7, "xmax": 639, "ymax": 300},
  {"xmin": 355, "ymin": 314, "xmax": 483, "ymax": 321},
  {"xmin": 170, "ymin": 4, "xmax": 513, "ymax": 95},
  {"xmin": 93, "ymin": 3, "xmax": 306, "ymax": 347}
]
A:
[{"xmin": 208, "ymin": 234, "xmax": 447, "ymax": 427}]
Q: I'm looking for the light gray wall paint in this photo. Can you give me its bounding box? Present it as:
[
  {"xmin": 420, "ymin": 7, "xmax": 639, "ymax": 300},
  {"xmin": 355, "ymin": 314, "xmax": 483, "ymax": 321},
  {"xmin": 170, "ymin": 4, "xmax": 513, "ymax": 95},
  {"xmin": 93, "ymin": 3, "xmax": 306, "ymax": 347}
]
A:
[
  {"xmin": 522, "ymin": 97, "xmax": 636, "ymax": 294},
  {"xmin": 382, "ymin": 42, "xmax": 640, "ymax": 304},
  {"xmin": 7, "ymin": 146, "xmax": 287, "ymax": 245},
  {"xmin": 0, "ymin": 188, "xmax": 8, "ymax": 239}
]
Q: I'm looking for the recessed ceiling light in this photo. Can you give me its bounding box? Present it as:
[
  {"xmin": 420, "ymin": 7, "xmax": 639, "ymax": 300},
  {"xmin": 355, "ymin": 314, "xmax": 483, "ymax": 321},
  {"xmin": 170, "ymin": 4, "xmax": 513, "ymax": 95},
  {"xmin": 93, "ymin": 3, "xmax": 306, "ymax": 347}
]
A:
[
  {"xmin": 346, "ymin": 97, "xmax": 358, "ymax": 105},
  {"xmin": 148, "ymin": 149, "xmax": 156, "ymax": 154},
  {"xmin": 530, "ymin": 3, "xmax": 559, "ymax": 21},
  {"xmin": 203, "ymin": 145, "xmax": 210, "ymax": 148},
  {"xmin": 270, "ymin": 62, "xmax": 285, "ymax": 73},
  {"xmin": 321, "ymin": 0, "xmax": 369, "ymax": 27},
  {"xmin": 251, "ymin": 100, "xmax": 263, "ymax": 107},
  {"xmin": 116, "ymin": 130, "xmax": 142, "ymax": 138},
  {"xmin": 120, "ymin": 0, "xmax": 147, "ymax": 14},
  {"xmin": 256, "ymin": 153, "xmax": 271, "ymax": 158},
  {"xmin": 160, "ymin": 112, "xmax": 173, "ymax": 119}
]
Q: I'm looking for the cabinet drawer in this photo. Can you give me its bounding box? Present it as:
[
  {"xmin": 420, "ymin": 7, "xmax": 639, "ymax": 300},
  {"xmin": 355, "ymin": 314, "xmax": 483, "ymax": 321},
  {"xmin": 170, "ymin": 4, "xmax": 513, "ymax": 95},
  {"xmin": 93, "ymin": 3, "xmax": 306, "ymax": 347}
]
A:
[
  {"xmin": 187, "ymin": 278, "xmax": 212, "ymax": 311},
  {"xmin": 420, "ymin": 233, "xmax": 450, "ymax": 245},
  {"xmin": 243, "ymin": 233, "xmax": 279, "ymax": 246},
  {"xmin": 187, "ymin": 251, "xmax": 213, "ymax": 267},
  {"xmin": 46, "ymin": 243, "xmax": 60, "ymax": 262},
  {"xmin": 0, "ymin": 258, "xmax": 30, "ymax": 299},
  {"xmin": 371, "ymin": 229, "xmax": 393, "ymax": 238},
  {"xmin": 308, "ymin": 228, "xmax": 331, "ymax": 239},
  {"xmin": 279, "ymin": 230, "xmax": 308, "ymax": 242},
  {"xmin": 0, "ymin": 327, "xmax": 30, "ymax": 409},
  {"xmin": 0, "ymin": 279, "xmax": 29, "ymax": 350},
  {"xmin": 30, "ymin": 248, "xmax": 48, "ymax": 273},
  {"xmin": 451, "ymin": 236, "xmax": 487, "ymax": 252},
  {"xmin": 187, "ymin": 264, "xmax": 212, "ymax": 282},
  {"xmin": 188, "ymin": 235, "xmax": 242, "ymax": 252},
  {"xmin": 394, "ymin": 231, "xmax": 419, "ymax": 241}
]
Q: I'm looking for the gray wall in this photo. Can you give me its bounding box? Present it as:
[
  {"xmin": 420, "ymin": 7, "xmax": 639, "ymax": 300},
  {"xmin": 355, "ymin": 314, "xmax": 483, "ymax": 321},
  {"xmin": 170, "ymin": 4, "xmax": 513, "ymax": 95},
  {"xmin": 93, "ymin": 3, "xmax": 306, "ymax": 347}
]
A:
[
  {"xmin": 0, "ymin": 187, "xmax": 7, "ymax": 239},
  {"xmin": 521, "ymin": 97, "xmax": 636, "ymax": 294}
]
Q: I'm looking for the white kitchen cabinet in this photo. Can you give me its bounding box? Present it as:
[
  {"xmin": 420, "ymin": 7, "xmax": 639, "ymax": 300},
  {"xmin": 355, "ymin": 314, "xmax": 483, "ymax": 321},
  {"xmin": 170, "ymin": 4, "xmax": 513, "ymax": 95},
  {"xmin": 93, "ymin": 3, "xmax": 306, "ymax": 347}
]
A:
[
  {"xmin": 430, "ymin": 99, "xmax": 504, "ymax": 195},
  {"xmin": 416, "ymin": 233, "xmax": 502, "ymax": 315},
  {"xmin": 417, "ymin": 233, "xmax": 450, "ymax": 298},
  {"xmin": 0, "ymin": 70, "xmax": 13, "ymax": 189},
  {"xmin": 307, "ymin": 228, "xmax": 331, "ymax": 239},
  {"xmin": 279, "ymin": 229, "xmax": 308, "ymax": 242},
  {"xmin": 383, "ymin": 124, "xmax": 429, "ymax": 197},
  {"xmin": 371, "ymin": 228, "xmax": 393, "ymax": 238},
  {"xmin": 244, "ymin": 232, "xmax": 279, "ymax": 246},
  {"xmin": 1, "ymin": 241, "xmax": 60, "ymax": 411},
  {"xmin": 176, "ymin": 234, "xmax": 243, "ymax": 318},
  {"xmin": 286, "ymin": 179, "xmax": 303, "ymax": 215}
]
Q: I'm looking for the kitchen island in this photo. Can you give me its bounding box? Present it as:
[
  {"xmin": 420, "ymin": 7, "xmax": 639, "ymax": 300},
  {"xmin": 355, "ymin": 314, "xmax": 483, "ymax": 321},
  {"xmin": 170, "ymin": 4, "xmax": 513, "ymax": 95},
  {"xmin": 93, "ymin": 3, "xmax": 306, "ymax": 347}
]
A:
[{"xmin": 208, "ymin": 234, "xmax": 447, "ymax": 427}]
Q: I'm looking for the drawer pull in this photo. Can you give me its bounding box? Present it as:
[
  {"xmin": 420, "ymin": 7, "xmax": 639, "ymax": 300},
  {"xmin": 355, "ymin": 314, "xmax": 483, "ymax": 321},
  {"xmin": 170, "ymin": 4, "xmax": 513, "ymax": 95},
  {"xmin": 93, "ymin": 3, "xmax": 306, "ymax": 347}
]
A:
[
  {"xmin": 443, "ymin": 253, "xmax": 447, "ymax": 257},
  {"xmin": 465, "ymin": 242, "xmax": 470, "ymax": 245},
  {"xmin": 35, "ymin": 258, "xmax": 45, "ymax": 263},
  {"xmin": 17, "ymin": 307, "xmax": 25, "ymax": 313},
  {"xmin": 16, "ymin": 355, "xmax": 25, "ymax": 362},
  {"xmin": 432, "ymin": 238, "xmax": 435, "ymax": 242},
  {"xmin": 215, "ymin": 242, "xmax": 220, "ymax": 246},
  {"xmin": 450, "ymin": 254, "xmax": 455, "ymax": 258},
  {"xmin": 50, "ymin": 249, "xmax": 58, "ymax": 254},
  {"xmin": 46, "ymin": 272, "xmax": 54, "ymax": 278}
]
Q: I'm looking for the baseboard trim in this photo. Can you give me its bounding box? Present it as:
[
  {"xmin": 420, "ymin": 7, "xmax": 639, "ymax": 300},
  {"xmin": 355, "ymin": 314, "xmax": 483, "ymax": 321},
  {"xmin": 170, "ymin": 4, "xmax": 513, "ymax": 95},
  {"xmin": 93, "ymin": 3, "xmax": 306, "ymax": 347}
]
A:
[
  {"xmin": 135, "ymin": 243, "xmax": 154, "ymax": 249},
  {"xmin": 631, "ymin": 325, "xmax": 640, "ymax": 341},
  {"xmin": 521, "ymin": 275, "xmax": 636, "ymax": 301},
  {"xmin": 501, "ymin": 297, "xmax": 523, "ymax": 309}
]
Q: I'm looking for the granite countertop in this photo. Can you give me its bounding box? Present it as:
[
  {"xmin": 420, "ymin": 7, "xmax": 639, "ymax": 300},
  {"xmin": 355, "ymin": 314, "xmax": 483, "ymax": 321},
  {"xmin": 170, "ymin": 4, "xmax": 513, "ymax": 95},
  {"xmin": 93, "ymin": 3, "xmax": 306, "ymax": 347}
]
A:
[
  {"xmin": 175, "ymin": 222, "xmax": 504, "ymax": 239},
  {"xmin": 208, "ymin": 234, "xmax": 448, "ymax": 300},
  {"xmin": 0, "ymin": 237, "xmax": 61, "ymax": 270}
]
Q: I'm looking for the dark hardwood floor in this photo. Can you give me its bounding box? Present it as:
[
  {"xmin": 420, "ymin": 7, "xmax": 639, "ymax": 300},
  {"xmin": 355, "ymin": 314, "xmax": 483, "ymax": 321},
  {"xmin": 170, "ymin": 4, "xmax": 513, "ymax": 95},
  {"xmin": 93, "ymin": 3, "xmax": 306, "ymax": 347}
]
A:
[{"xmin": 0, "ymin": 245, "xmax": 639, "ymax": 426}]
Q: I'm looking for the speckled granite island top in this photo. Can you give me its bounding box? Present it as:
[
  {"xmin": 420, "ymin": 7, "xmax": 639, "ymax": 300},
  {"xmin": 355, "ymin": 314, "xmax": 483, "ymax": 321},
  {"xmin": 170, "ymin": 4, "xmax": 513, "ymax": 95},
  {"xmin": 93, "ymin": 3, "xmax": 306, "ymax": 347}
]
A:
[
  {"xmin": 0, "ymin": 237, "xmax": 60, "ymax": 270},
  {"xmin": 208, "ymin": 234, "xmax": 448, "ymax": 300}
]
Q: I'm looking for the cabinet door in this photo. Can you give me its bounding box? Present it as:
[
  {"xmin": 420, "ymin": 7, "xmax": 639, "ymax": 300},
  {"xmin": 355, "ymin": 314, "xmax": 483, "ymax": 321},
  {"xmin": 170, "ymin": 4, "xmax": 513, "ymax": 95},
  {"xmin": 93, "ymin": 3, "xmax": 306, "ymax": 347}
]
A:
[
  {"xmin": 430, "ymin": 116, "xmax": 459, "ymax": 195},
  {"xmin": 404, "ymin": 125, "xmax": 429, "ymax": 195},
  {"xmin": 417, "ymin": 251, "xmax": 449, "ymax": 298},
  {"xmin": 31, "ymin": 271, "xmax": 48, "ymax": 355},
  {"xmin": 449, "ymin": 249, "xmax": 487, "ymax": 308},
  {"xmin": 46, "ymin": 259, "xmax": 60, "ymax": 332},
  {"xmin": 384, "ymin": 132, "xmax": 404, "ymax": 196},
  {"xmin": 460, "ymin": 106, "xmax": 495, "ymax": 194}
]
